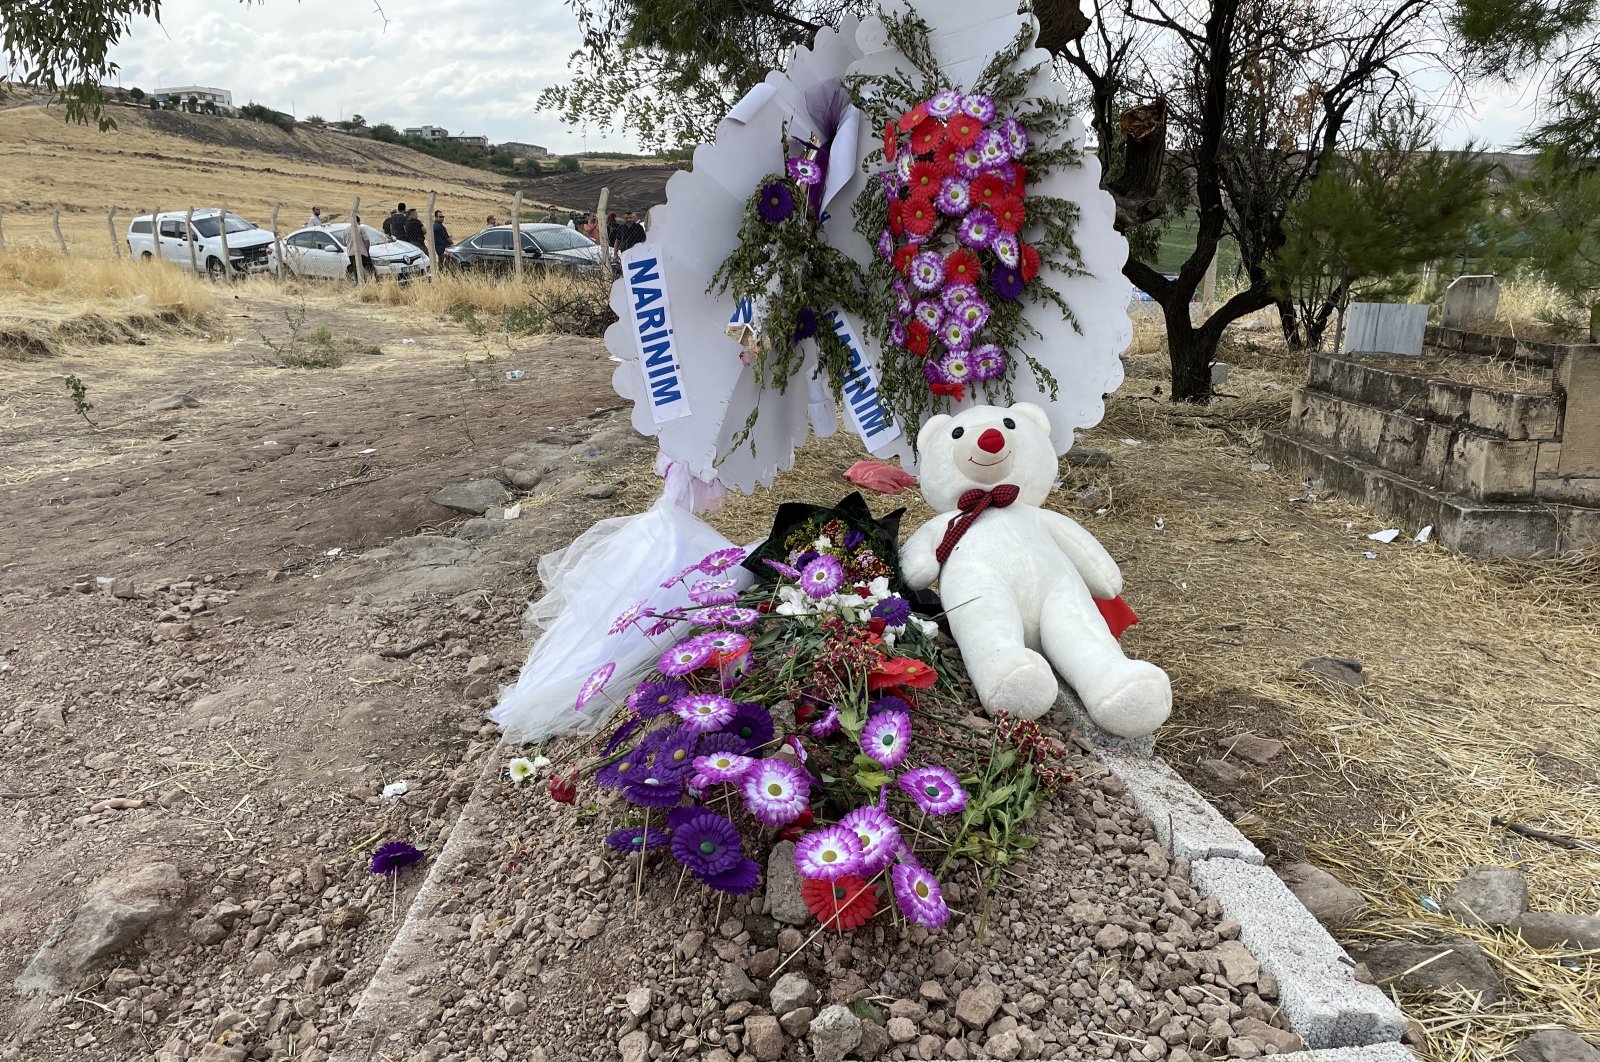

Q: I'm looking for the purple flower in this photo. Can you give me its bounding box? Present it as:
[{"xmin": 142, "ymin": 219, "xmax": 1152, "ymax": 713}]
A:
[
  {"xmin": 741, "ymin": 759, "xmax": 811, "ymax": 824},
  {"xmin": 597, "ymin": 746, "xmax": 647, "ymax": 788},
  {"xmin": 889, "ymin": 319, "xmax": 908, "ymax": 346},
  {"xmin": 703, "ymin": 605, "xmax": 760, "ymax": 628},
  {"xmin": 927, "ymin": 88, "xmax": 963, "ymax": 119},
  {"xmin": 895, "ymin": 152, "xmax": 914, "ymax": 182},
  {"xmin": 606, "ymin": 825, "xmax": 669, "ymax": 852},
  {"xmin": 702, "ymin": 629, "xmax": 751, "ymax": 658},
  {"xmin": 868, "ymin": 693, "xmax": 911, "ymax": 717},
  {"xmin": 369, "ymin": 840, "xmax": 424, "ymax": 876},
  {"xmin": 671, "ymin": 810, "xmax": 742, "ymax": 876},
  {"xmin": 623, "ymin": 776, "xmax": 685, "ymax": 807},
  {"xmin": 723, "ymin": 702, "xmax": 775, "ymax": 750},
  {"xmin": 609, "ymin": 601, "xmax": 646, "ymax": 635},
  {"xmin": 972, "ymin": 344, "xmax": 1007, "ymax": 382},
  {"xmin": 643, "ymin": 617, "xmax": 675, "ymax": 637},
  {"xmin": 941, "ymin": 283, "xmax": 979, "ymax": 311},
  {"xmin": 843, "ymin": 529, "xmax": 866, "ymax": 551},
  {"xmin": 955, "ymin": 145, "xmax": 986, "ymax": 179},
  {"xmin": 629, "ymin": 678, "xmax": 687, "ymax": 718},
  {"xmin": 938, "ymin": 319, "xmax": 972, "ymax": 351},
  {"xmin": 961, "ymin": 94, "xmax": 996, "ymax": 122},
  {"xmin": 991, "ymin": 231, "xmax": 1020, "ymax": 269},
  {"xmin": 940, "ymin": 350, "xmax": 975, "ymax": 383},
  {"xmin": 1000, "ymin": 116, "xmax": 1028, "ymax": 158},
  {"xmin": 876, "ymin": 229, "xmax": 893, "ymax": 260},
  {"xmin": 653, "ymin": 728, "xmax": 701, "ymax": 777},
  {"xmin": 975, "ymin": 129, "xmax": 1010, "ymax": 169},
  {"xmin": 689, "ymin": 578, "xmax": 739, "ymax": 606},
  {"xmin": 893, "ymin": 280, "xmax": 913, "ymax": 316},
  {"xmin": 840, "ymin": 806, "xmax": 901, "ymax": 874},
  {"xmin": 861, "ymin": 710, "xmax": 911, "ymax": 767},
  {"xmin": 891, "ymin": 857, "xmax": 951, "ymax": 928},
  {"xmin": 757, "ymin": 181, "xmax": 795, "ymax": 223},
  {"xmin": 693, "ymin": 748, "xmax": 756, "ymax": 783},
  {"xmin": 674, "ymin": 692, "xmax": 738, "ymax": 732},
  {"xmin": 659, "ymin": 640, "xmax": 713, "ymax": 677},
  {"xmin": 575, "ymin": 661, "xmax": 615, "ymax": 711},
  {"xmin": 909, "ymin": 250, "xmax": 945, "ymax": 294},
  {"xmin": 935, "ymin": 176, "xmax": 971, "ymax": 215},
  {"xmin": 800, "ymin": 555, "xmax": 845, "ymax": 599},
  {"xmin": 794, "ymin": 825, "xmax": 865, "ymax": 880},
  {"xmin": 698, "ymin": 547, "xmax": 746, "ymax": 576},
  {"xmin": 959, "ymin": 209, "xmax": 997, "ymax": 250},
  {"xmin": 701, "ymin": 856, "xmax": 762, "ymax": 895},
  {"xmin": 954, "ymin": 298, "xmax": 991, "ymax": 333},
  {"xmin": 899, "ymin": 765, "xmax": 969, "ymax": 816},
  {"xmin": 993, "ymin": 261, "xmax": 1026, "ymax": 300},
  {"xmin": 880, "ymin": 171, "xmax": 903, "ymax": 199},
  {"xmin": 787, "ymin": 156, "xmax": 823, "ymax": 187},
  {"xmin": 914, "ymin": 299, "xmax": 944, "ymax": 331},
  {"xmin": 763, "ymin": 558, "xmax": 801, "ymax": 579},
  {"xmin": 792, "ymin": 307, "xmax": 819, "ymax": 342},
  {"xmin": 872, "ymin": 595, "xmax": 911, "ymax": 627},
  {"xmin": 809, "ymin": 705, "xmax": 841, "ymax": 738},
  {"xmin": 922, "ymin": 356, "xmax": 952, "ymax": 385},
  {"xmin": 603, "ymin": 717, "xmax": 642, "ymax": 755}
]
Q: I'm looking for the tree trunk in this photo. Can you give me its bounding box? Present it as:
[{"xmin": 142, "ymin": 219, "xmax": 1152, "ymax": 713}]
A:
[
  {"xmin": 1108, "ymin": 102, "xmax": 1168, "ymax": 231},
  {"xmin": 1033, "ymin": 0, "xmax": 1091, "ymax": 55},
  {"xmin": 1277, "ymin": 299, "xmax": 1306, "ymax": 349},
  {"xmin": 1164, "ymin": 303, "xmax": 1215, "ymax": 402}
]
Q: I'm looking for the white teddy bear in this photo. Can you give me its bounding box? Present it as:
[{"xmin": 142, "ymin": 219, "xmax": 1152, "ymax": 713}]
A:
[{"xmin": 901, "ymin": 402, "xmax": 1172, "ymax": 738}]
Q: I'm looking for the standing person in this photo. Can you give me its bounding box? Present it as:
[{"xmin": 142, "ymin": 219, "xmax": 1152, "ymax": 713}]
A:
[
  {"xmin": 383, "ymin": 202, "xmax": 407, "ymax": 238},
  {"xmin": 347, "ymin": 215, "xmax": 375, "ymax": 279},
  {"xmin": 581, "ymin": 214, "xmax": 600, "ymax": 244},
  {"xmin": 620, "ymin": 211, "xmax": 647, "ymax": 251},
  {"xmin": 402, "ymin": 207, "xmax": 426, "ymax": 249},
  {"xmin": 606, "ymin": 211, "xmax": 622, "ymax": 249},
  {"xmin": 306, "ymin": 206, "xmax": 325, "ymax": 228},
  {"xmin": 432, "ymin": 209, "xmax": 453, "ymax": 254},
  {"xmin": 486, "ymin": 214, "xmax": 498, "ymax": 228},
  {"xmin": 544, "ymin": 208, "xmax": 562, "ymax": 224}
]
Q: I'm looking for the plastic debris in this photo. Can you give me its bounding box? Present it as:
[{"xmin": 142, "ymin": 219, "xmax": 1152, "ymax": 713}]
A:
[
  {"xmin": 504, "ymin": 370, "xmax": 526, "ymax": 381},
  {"xmin": 503, "ymin": 503, "xmax": 522, "ymax": 520},
  {"xmin": 1363, "ymin": 551, "xmax": 1378, "ymax": 559},
  {"xmin": 382, "ymin": 780, "xmax": 410, "ymax": 800},
  {"xmin": 1415, "ymin": 525, "xmax": 1433, "ymax": 543},
  {"xmin": 1154, "ymin": 518, "xmax": 1166, "ymax": 531},
  {"xmin": 1250, "ymin": 462, "xmax": 1270, "ymax": 472},
  {"xmin": 1121, "ymin": 437, "xmax": 1142, "ymax": 447},
  {"xmin": 325, "ymin": 548, "xmax": 342, "ymax": 557},
  {"xmin": 1419, "ymin": 896, "xmax": 1442, "ymax": 914},
  {"xmin": 1367, "ymin": 528, "xmax": 1400, "ymax": 543},
  {"xmin": 359, "ymin": 447, "xmax": 377, "ymax": 455}
]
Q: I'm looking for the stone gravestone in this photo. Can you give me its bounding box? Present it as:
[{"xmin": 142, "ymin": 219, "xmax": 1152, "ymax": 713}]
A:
[
  {"xmin": 1441, "ymin": 275, "xmax": 1500, "ymax": 329},
  {"xmin": 1341, "ymin": 303, "xmax": 1427, "ymax": 356}
]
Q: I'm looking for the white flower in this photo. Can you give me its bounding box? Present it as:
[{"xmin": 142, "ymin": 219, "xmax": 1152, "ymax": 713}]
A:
[
  {"xmin": 814, "ymin": 535, "xmax": 832, "ymax": 550},
  {"xmin": 867, "ymin": 576, "xmax": 891, "ymax": 601},
  {"xmin": 531, "ymin": 755, "xmax": 551, "ymax": 772},
  {"xmin": 507, "ymin": 757, "xmax": 536, "ymax": 783},
  {"xmin": 910, "ymin": 616, "xmax": 939, "ymax": 637}
]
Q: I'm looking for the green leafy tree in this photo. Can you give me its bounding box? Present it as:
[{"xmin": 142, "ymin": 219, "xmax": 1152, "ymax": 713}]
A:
[
  {"xmin": 1454, "ymin": 0, "xmax": 1600, "ymax": 160},
  {"xmin": 370, "ymin": 122, "xmax": 400, "ymax": 142},
  {"xmin": 347, "ymin": 112, "xmax": 366, "ymax": 128},
  {"xmin": 305, "ymin": 114, "xmax": 325, "ymax": 127},
  {"xmin": 555, "ymin": 155, "xmax": 580, "ymax": 174},
  {"xmin": 127, "ymin": 85, "xmax": 143, "ymax": 101},
  {"xmin": 1499, "ymin": 154, "xmax": 1600, "ymax": 338},
  {"xmin": 1272, "ymin": 109, "xmax": 1493, "ymax": 350}
]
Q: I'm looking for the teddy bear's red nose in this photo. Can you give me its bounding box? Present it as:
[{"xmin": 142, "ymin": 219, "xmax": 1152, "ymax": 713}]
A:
[{"xmin": 977, "ymin": 428, "xmax": 1006, "ymax": 454}]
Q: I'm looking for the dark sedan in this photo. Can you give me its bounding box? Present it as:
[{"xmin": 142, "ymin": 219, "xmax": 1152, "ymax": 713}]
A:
[{"xmin": 439, "ymin": 223, "xmax": 608, "ymax": 275}]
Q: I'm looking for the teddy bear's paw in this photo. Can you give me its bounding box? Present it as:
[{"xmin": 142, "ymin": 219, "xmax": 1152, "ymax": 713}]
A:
[
  {"xmin": 983, "ymin": 649, "xmax": 1059, "ymax": 720},
  {"xmin": 1084, "ymin": 661, "xmax": 1172, "ymax": 738}
]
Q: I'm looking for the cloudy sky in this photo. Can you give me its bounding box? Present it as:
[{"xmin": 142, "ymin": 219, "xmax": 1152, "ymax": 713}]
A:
[{"xmin": 105, "ymin": 0, "xmax": 1543, "ymax": 154}]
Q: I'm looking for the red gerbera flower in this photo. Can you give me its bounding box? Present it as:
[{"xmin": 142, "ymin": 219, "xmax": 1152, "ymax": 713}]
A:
[
  {"xmin": 906, "ymin": 320, "xmax": 930, "ymax": 356},
  {"xmin": 992, "ymin": 196, "xmax": 1025, "ymax": 233},
  {"xmin": 934, "ymin": 142, "xmax": 963, "ymax": 174},
  {"xmin": 1019, "ymin": 242, "xmax": 1041, "ymax": 282},
  {"xmin": 944, "ymin": 248, "xmax": 980, "ymax": 286},
  {"xmin": 903, "ymin": 197, "xmax": 937, "ymax": 238},
  {"xmin": 888, "ymin": 200, "xmax": 905, "ymax": 235},
  {"xmin": 1010, "ymin": 165, "xmax": 1028, "ymax": 195},
  {"xmin": 893, "ymin": 244, "xmax": 916, "ymax": 274},
  {"xmin": 868, "ymin": 656, "xmax": 939, "ymax": 691},
  {"xmin": 909, "ymin": 117, "xmax": 946, "ymax": 155},
  {"xmin": 942, "ymin": 115, "xmax": 984, "ymax": 149},
  {"xmin": 801, "ymin": 875, "xmax": 879, "ymax": 931},
  {"xmin": 883, "ymin": 120, "xmax": 897, "ymax": 164},
  {"xmin": 929, "ymin": 382, "xmax": 967, "ymax": 400},
  {"xmin": 971, "ymin": 173, "xmax": 1008, "ymax": 208},
  {"xmin": 897, "ymin": 101, "xmax": 928, "ymax": 132},
  {"xmin": 868, "ymin": 617, "xmax": 888, "ymax": 635},
  {"xmin": 907, "ymin": 160, "xmax": 942, "ymax": 198}
]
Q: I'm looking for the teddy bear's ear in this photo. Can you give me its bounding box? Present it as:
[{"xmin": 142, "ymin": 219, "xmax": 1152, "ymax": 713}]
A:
[
  {"xmin": 918, "ymin": 413, "xmax": 953, "ymax": 453},
  {"xmin": 1010, "ymin": 402, "xmax": 1051, "ymax": 438}
]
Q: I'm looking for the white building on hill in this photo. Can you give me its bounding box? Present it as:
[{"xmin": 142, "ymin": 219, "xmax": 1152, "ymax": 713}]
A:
[
  {"xmin": 404, "ymin": 125, "xmax": 449, "ymax": 141},
  {"xmin": 154, "ymin": 85, "xmax": 233, "ymax": 111}
]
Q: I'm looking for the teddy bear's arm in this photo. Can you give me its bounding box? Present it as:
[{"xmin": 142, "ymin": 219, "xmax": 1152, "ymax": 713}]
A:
[
  {"xmin": 899, "ymin": 516, "xmax": 950, "ymax": 590},
  {"xmin": 1038, "ymin": 510, "xmax": 1123, "ymax": 599}
]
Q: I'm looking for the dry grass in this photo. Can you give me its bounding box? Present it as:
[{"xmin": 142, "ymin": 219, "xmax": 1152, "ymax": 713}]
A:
[
  {"xmin": 1470, "ymin": 279, "xmax": 1590, "ymax": 344},
  {"xmin": 610, "ymin": 328, "xmax": 1600, "ymax": 1061}
]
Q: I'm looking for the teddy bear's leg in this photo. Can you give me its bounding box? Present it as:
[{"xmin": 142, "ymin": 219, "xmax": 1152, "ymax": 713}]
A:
[
  {"xmin": 943, "ymin": 576, "xmax": 1059, "ymax": 720},
  {"xmin": 1038, "ymin": 578, "xmax": 1172, "ymax": 738}
]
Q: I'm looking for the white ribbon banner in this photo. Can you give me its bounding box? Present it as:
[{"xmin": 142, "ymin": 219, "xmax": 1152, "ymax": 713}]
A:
[{"xmin": 824, "ymin": 309, "xmax": 902, "ymax": 452}]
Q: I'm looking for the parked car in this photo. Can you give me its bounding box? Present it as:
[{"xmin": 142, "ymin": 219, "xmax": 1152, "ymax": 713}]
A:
[
  {"xmin": 126, "ymin": 210, "xmax": 275, "ymax": 278},
  {"xmin": 440, "ymin": 223, "xmax": 606, "ymax": 275},
  {"xmin": 271, "ymin": 223, "xmax": 430, "ymax": 281}
]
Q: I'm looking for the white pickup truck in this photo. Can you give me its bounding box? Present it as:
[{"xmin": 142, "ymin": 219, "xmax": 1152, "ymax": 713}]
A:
[{"xmin": 126, "ymin": 210, "xmax": 276, "ymax": 278}]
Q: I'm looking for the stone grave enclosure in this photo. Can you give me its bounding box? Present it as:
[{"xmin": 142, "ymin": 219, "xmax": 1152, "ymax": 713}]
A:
[{"xmin": 1263, "ymin": 324, "xmax": 1600, "ymax": 557}]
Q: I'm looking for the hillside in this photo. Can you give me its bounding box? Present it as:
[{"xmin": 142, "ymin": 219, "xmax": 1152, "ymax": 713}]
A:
[{"xmin": 0, "ymin": 102, "xmax": 530, "ymax": 248}]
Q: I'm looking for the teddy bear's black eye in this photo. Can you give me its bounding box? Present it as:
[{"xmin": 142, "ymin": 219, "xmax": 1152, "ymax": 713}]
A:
[
  {"xmin": 1003, "ymin": 417, "xmax": 1016, "ymax": 429},
  {"xmin": 951, "ymin": 427, "xmax": 964, "ymax": 439}
]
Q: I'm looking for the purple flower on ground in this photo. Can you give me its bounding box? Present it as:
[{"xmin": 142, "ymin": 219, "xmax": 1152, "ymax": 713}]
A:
[
  {"xmin": 861, "ymin": 710, "xmax": 912, "ymax": 768},
  {"xmin": 972, "ymin": 344, "xmax": 1007, "ymax": 382},
  {"xmin": 674, "ymin": 692, "xmax": 737, "ymax": 732},
  {"xmin": 698, "ymin": 547, "xmax": 746, "ymax": 576},
  {"xmin": 693, "ymin": 748, "xmax": 756, "ymax": 783},
  {"xmin": 993, "ymin": 261, "xmax": 1026, "ymax": 300},
  {"xmin": 370, "ymin": 840, "xmax": 424, "ymax": 876},
  {"xmin": 723, "ymin": 702, "xmax": 774, "ymax": 751},
  {"xmin": 792, "ymin": 307, "xmax": 819, "ymax": 342},
  {"xmin": 800, "ymin": 555, "xmax": 845, "ymax": 599},
  {"xmin": 843, "ymin": 529, "xmax": 866, "ymax": 551},
  {"xmin": 575, "ymin": 661, "xmax": 615, "ymax": 711},
  {"xmin": 666, "ymin": 806, "xmax": 704, "ymax": 830},
  {"xmin": 809, "ymin": 705, "xmax": 841, "ymax": 738},
  {"xmin": 622, "ymin": 776, "xmax": 685, "ymax": 807},
  {"xmin": 787, "ymin": 156, "xmax": 823, "ymax": 187},
  {"xmin": 954, "ymin": 298, "xmax": 991, "ymax": 333},
  {"xmin": 1000, "ymin": 116, "xmax": 1028, "ymax": 158},
  {"xmin": 909, "ymin": 250, "xmax": 945, "ymax": 294},
  {"xmin": 653, "ymin": 728, "xmax": 700, "ymax": 777},
  {"xmin": 991, "ymin": 230, "xmax": 1020, "ymax": 269},
  {"xmin": 702, "ymin": 605, "xmax": 760, "ymax": 628},
  {"xmin": 872, "ymin": 595, "xmax": 912, "ymax": 627},
  {"xmin": 643, "ymin": 617, "xmax": 675, "ymax": 637},
  {"xmin": 794, "ymin": 825, "xmax": 865, "ymax": 880},
  {"xmin": 891, "ymin": 857, "xmax": 951, "ymax": 927},
  {"xmin": 670, "ymin": 810, "xmax": 742, "ymax": 876},
  {"xmin": 609, "ymin": 601, "xmax": 646, "ymax": 635},
  {"xmin": 959, "ymin": 209, "xmax": 997, "ymax": 250},
  {"xmin": 898, "ymin": 765, "xmax": 969, "ymax": 816},
  {"xmin": 935, "ymin": 177, "xmax": 971, "ymax": 215},
  {"xmin": 605, "ymin": 825, "xmax": 669, "ymax": 852},
  {"xmin": 741, "ymin": 759, "xmax": 811, "ymax": 824},
  {"xmin": 660, "ymin": 563, "xmax": 699, "ymax": 588},
  {"xmin": 939, "ymin": 319, "xmax": 972, "ymax": 351},
  {"xmin": 763, "ymin": 558, "xmax": 801, "ymax": 579},
  {"xmin": 840, "ymin": 806, "xmax": 901, "ymax": 874},
  {"xmin": 941, "ymin": 283, "xmax": 979, "ymax": 311},
  {"xmin": 975, "ymin": 129, "xmax": 1010, "ymax": 169},
  {"xmin": 701, "ymin": 856, "xmax": 762, "ymax": 894},
  {"xmin": 757, "ymin": 181, "xmax": 795, "ymax": 223},
  {"xmin": 702, "ymin": 630, "xmax": 751, "ymax": 659},
  {"xmin": 940, "ymin": 350, "xmax": 974, "ymax": 384},
  {"xmin": 868, "ymin": 693, "xmax": 911, "ymax": 717},
  {"xmin": 596, "ymin": 747, "xmax": 645, "ymax": 788},
  {"xmin": 880, "ymin": 171, "xmax": 903, "ymax": 200},
  {"xmin": 960, "ymin": 94, "xmax": 996, "ymax": 122},
  {"xmin": 603, "ymin": 717, "xmax": 642, "ymax": 756},
  {"xmin": 893, "ymin": 280, "xmax": 913, "ymax": 316},
  {"xmin": 914, "ymin": 299, "xmax": 944, "ymax": 331},
  {"xmin": 629, "ymin": 678, "xmax": 688, "ymax": 718},
  {"xmin": 927, "ymin": 88, "xmax": 963, "ymax": 119},
  {"xmin": 658, "ymin": 640, "xmax": 713, "ymax": 677},
  {"xmin": 689, "ymin": 578, "xmax": 739, "ymax": 606},
  {"xmin": 955, "ymin": 145, "xmax": 986, "ymax": 179}
]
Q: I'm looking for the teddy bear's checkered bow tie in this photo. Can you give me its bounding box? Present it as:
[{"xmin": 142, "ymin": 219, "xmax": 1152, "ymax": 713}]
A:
[{"xmin": 935, "ymin": 484, "xmax": 1021, "ymax": 565}]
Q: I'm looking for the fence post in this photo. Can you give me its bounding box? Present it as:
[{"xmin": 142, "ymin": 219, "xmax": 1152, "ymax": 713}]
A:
[
  {"xmin": 52, "ymin": 210, "xmax": 68, "ymax": 253},
  {"xmin": 348, "ymin": 196, "xmax": 364, "ymax": 283},
  {"xmin": 149, "ymin": 205, "xmax": 160, "ymax": 263},
  {"xmin": 511, "ymin": 190, "xmax": 523, "ymax": 285},
  {"xmin": 218, "ymin": 203, "xmax": 232, "ymax": 280},
  {"xmin": 424, "ymin": 191, "xmax": 438, "ymax": 281},
  {"xmin": 270, "ymin": 203, "xmax": 283, "ymax": 277},
  {"xmin": 184, "ymin": 207, "xmax": 199, "ymax": 272},
  {"xmin": 108, "ymin": 208, "xmax": 122, "ymax": 257},
  {"xmin": 0, "ymin": 207, "xmax": 7, "ymax": 252},
  {"xmin": 595, "ymin": 186, "xmax": 610, "ymax": 272}
]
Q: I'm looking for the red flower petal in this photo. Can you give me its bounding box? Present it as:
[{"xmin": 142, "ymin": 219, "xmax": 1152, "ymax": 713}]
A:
[
  {"xmin": 942, "ymin": 116, "xmax": 983, "ymax": 149},
  {"xmin": 893, "ymin": 244, "xmax": 917, "ymax": 275},
  {"xmin": 801, "ymin": 875, "xmax": 879, "ymax": 931},
  {"xmin": 1010, "ymin": 165, "xmax": 1028, "ymax": 194},
  {"xmin": 971, "ymin": 173, "xmax": 1008, "ymax": 206},
  {"xmin": 908, "ymin": 161, "xmax": 942, "ymax": 198},
  {"xmin": 548, "ymin": 774, "xmax": 577, "ymax": 804},
  {"xmin": 993, "ymin": 196, "xmax": 1025, "ymax": 233},
  {"xmin": 906, "ymin": 320, "xmax": 930, "ymax": 356},
  {"xmin": 1019, "ymin": 242, "xmax": 1041, "ymax": 282},
  {"xmin": 883, "ymin": 120, "xmax": 897, "ymax": 164},
  {"xmin": 930, "ymin": 382, "xmax": 967, "ymax": 401},
  {"xmin": 909, "ymin": 117, "xmax": 946, "ymax": 155},
  {"xmin": 897, "ymin": 102, "xmax": 928, "ymax": 132},
  {"xmin": 944, "ymin": 248, "xmax": 980, "ymax": 284}
]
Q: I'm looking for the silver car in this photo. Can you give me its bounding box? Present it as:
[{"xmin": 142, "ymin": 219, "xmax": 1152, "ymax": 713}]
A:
[{"xmin": 272, "ymin": 223, "xmax": 431, "ymax": 281}]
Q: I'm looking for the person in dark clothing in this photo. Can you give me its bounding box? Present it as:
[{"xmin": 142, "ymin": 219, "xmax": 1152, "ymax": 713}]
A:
[
  {"xmin": 605, "ymin": 211, "xmax": 622, "ymax": 249},
  {"xmin": 382, "ymin": 202, "xmax": 407, "ymax": 239},
  {"xmin": 432, "ymin": 210, "xmax": 453, "ymax": 253},
  {"xmin": 401, "ymin": 208, "xmax": 426, "ymax": 249},
  {"xmin": 619, "ymin": 211, "xmax": 647, "ymax": 251}
]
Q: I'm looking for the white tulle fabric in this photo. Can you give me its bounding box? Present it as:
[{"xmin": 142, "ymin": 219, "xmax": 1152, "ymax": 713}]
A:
[{"xmin": 490, "ymin": 464, "xmax": 751, "ymax": 743}]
